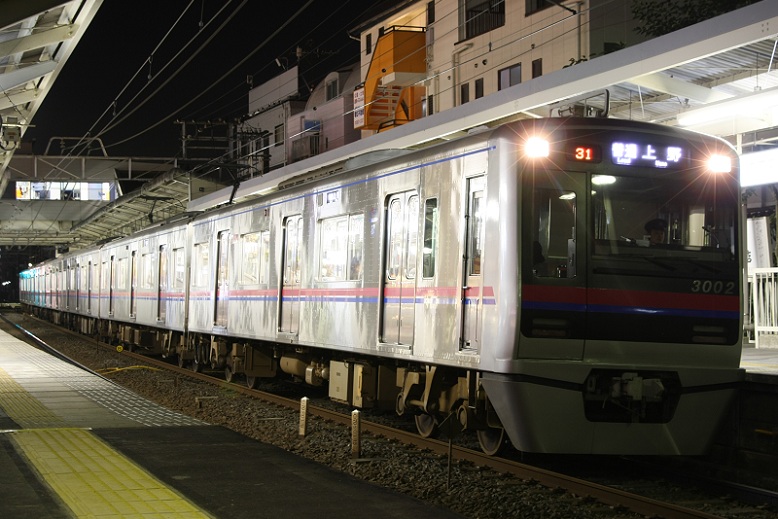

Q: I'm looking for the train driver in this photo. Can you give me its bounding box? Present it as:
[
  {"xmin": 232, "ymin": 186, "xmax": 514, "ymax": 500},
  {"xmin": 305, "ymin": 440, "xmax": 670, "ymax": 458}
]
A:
[{"xmin": 644, "ymin": 218, "xmax": 667, "ymax": 245}]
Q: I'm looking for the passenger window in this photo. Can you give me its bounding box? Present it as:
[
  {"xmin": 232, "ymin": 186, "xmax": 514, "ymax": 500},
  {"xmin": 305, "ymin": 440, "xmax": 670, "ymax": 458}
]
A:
[
  {"xmin": 193, "ymin": 243, "xmax": 210, "ymax": 287},
  {"xmin": 422, "ymin": 198, "xmax": 438, "ymax": 278},
  {"xmin": 468, "ymin": 185, "xmax": 484, "ymax": 276},
  {"xmin": 320, "ymin": 214, "xmax": 364, "ymax": 281},
  {"xmin": 242, "ymin": 231, "xmax": 271, "ymax": 285}
]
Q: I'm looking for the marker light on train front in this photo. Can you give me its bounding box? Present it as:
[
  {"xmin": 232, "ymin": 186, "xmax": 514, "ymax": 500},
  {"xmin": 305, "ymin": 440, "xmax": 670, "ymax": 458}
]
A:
[
  {"xmin": 706, "ymin": 154, "xmax": 732, "ymax": 173},
  {"xmin": 525, "ymin": 137, "xmax": 550, "ymax": 158}
]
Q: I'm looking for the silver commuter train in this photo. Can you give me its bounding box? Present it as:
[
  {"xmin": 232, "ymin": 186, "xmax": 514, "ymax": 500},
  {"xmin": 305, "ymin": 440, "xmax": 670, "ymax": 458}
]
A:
[{"xmin": 20, "ymin": 117, "xmax": 744, "ymax": 455}]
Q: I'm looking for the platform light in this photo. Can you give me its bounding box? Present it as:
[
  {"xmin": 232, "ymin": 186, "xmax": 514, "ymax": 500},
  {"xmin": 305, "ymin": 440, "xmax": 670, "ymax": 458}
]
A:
[
  {"xmin": 525, "ymin": 137, "xmax": 549, "ymax": 158},
  {"xmin": 677, "ymin": 86, "xmax": 778, "ymax": 127},
  {"xmin": 706, "ymin": 154, "xmax": 732, "ymax": 173}
]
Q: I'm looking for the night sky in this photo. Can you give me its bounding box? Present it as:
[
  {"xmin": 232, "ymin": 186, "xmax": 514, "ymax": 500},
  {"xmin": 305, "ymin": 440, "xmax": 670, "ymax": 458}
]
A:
[
  {"xmin": 24, "ymin": 0, "xmax": 392, "ymax": 158},
  {"xmin": 4, "ymin": 1, "xmax": 397, "ymax": 296}
]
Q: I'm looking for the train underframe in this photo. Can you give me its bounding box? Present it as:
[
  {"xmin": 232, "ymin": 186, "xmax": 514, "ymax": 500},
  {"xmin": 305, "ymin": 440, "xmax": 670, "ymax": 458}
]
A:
[{"xmin": 29, "ymin": 306, "xmax": 508, "ymax": 455}]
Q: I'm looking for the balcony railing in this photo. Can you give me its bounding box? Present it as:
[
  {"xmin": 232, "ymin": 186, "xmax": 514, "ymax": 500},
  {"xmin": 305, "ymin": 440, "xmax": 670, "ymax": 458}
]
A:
[
  {"xmin": 291, "ymin": 133, "xmax": 321, "ymax": 163},
  {"xmin": 463, "ymin": 0, "xmax": 505, "ymax": 40}
]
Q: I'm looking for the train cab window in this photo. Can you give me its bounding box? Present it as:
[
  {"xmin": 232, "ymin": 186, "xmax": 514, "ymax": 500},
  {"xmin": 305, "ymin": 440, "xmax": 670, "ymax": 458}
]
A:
[
  {"xmin": 422, "ymin": 198, "xmax": 438, "ymax": 278},
  {"xmin": 528, "ymin": 188, "xmax": 577, "ymax": 278},
  {"xmin": 591, "ymin": 174, "xmax": 738, "ymax": 276}
]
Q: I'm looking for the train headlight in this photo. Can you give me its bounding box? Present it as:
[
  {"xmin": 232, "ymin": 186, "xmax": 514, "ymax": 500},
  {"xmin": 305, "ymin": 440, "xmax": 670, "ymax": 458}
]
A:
[
  {"xmin": 525, "ymin": 137, "xmax": 549, "ymax": 158},
  {"xmin": 706, "ymin": 154, "xmax": 732, "ymax": 173}
]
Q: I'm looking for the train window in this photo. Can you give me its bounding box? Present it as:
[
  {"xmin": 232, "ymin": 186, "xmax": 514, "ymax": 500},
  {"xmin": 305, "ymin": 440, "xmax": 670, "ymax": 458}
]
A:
[
  {"xmin": 258, "ymin": 231, "xmax": 270, "ymax": 284},
  {"xmin": 117, "ymin": 257, "xmax": 127, "ymax": 290},
  {"xmin": 348, "ymin": 215, "xmax": 364, "ymax": 281},
  {"xmin": 193, "ymin": 243, "xmax": 210, "ymax": 287},
  {"xmin": 387, "ymin": 200, "xmax": 403, "ymax": 279},
  {"xmin": 321, "ymin": 216, "xmax": 348, "ymax": 281},
  {"xmin": 241, "ymin": 232, "xmax": 271, "ymax": 285},
  {"xmin": 173, "ymin": 248, "xmax": 185, "ymax": 289},
  {"xmin": 101, "ymin": 261, "xmax": 109, "ymax": 289},
  {"xmin": 320, "ymin": 214, "xmax": 363, "ymax": 282},
  {"xmin": 141, "ymin": 253, "xmax": 154, "ymax": 289},
  {"xmin": 284, "ymin": 216, "xmax": 303, "ymax": 286},
  {"xmin": 422, "ymin": 198, "xmax": 438, "ymax": 278},
  {"xmin": 591, "ymin": 174, "xmax": 738, "ymax": 268},
  {"xmin": 406, "ymin": 196, "xmax": 419, "ymax": 279},
  {"xmin": 242, "ymin": 233, "xmax": 260, "ymax": 285},
  {"xmin": 468, "ymin": 189, "xmax": 484, "ymax": 276},
  {"xmin": 529, "ymin": 188, "xmax": 577, "ymax": 278}
]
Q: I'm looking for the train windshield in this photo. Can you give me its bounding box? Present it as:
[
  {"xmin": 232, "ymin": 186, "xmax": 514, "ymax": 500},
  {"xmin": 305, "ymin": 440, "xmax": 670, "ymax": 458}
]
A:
[{"xmin": 591, "ymin": 172, "xmax": 738, "ymax": 276}]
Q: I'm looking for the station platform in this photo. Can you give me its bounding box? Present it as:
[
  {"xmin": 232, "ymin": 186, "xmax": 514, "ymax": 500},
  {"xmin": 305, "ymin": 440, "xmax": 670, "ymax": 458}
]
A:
[
  {"xmin": 0, "ymin": 328, "xmax": 461, "ymax": 519},
  {"xmin": 741, "ymin": 345, "xmax": 778, "ymax": 378}
]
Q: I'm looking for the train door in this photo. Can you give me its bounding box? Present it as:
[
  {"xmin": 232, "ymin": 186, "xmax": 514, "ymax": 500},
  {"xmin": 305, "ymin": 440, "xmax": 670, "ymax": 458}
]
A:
[
  {"xmin": 279, "ymin": 215, "xmax": 303, "ymax": 334},
  {"xmin": 519, "ymin": 170, "xmax": 585, "ymax": 359},
  {"xmin": 214, "ymin": 231, "xmax": 230, "ymax": 328},
  {"xmin": 158, "ymin": 245, "xmax": 167, "ymax": 322},
  {"xmin": 381, "ymin": 192, "xmax": 418, "ymax": 346},
  {"xmin": 461, "ymin": 176, "xmax": 486, "ymax": 352}
]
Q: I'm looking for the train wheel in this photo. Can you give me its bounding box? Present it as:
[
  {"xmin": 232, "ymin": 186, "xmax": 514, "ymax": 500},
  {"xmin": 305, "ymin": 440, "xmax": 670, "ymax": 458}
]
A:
[
  {"xmin": 245, "ymin": 376, "xmax": 257, "ymax": 389},
  {"xmin": 477, "ymin": 427, "xmax": 506, "ymax": 456},
  {"xmin": 224, "ymin": 366, "xmax": 234, "ymax": 383},
  {"xmin": 414, "ymin": 413, "xmax": 438, "ymax": 438},
  {"xmin": 177, "ymin": 354, "xmax": 185, "ymax": 368}
]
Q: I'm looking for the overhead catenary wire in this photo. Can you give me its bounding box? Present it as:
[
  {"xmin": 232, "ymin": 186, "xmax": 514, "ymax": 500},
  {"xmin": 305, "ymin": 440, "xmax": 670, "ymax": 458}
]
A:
[{"xmin": 105, "ymin": 0, "xmax": 317, "ymax": 150}]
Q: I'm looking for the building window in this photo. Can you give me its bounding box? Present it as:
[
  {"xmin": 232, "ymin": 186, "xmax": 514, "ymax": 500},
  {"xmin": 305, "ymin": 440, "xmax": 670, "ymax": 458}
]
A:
[
  {"xmin": 532, "ymin": 58, "xmax": 543, "ymax": 79},
  {"xmin": 475, "ymin": 78, "xmax": 484, "ymax": 99},
  {"xmin": 325, "ymin": 79, "xmax": 339, "ymax": 101},
  {"xmin": 460, "ymin": 83, "xmax": 470, "ymax": 104},
  {"xmin": 498, "ymin": 63, "xmax": 521, "ymax": 90},
  {"xmin": 526, "ymin": 0, "xmax": 552, "ymax": 16},
  {"xmin": 365, "ymin": 33, "xmax": 372, "ymax": 55},
  {"xmin": 427, "ymin": 1, "xmax": 435, "ymax": 24},
  {"xmin": 274, "ymin": 124, "xmax": 284, "ymax": 147},
  {"xmin": 460, "ymin": 0, "xmax": 505, "ymax": 41}
]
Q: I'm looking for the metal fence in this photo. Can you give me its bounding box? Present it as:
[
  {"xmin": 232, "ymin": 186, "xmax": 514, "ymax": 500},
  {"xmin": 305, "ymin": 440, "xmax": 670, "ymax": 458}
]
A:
[{"xmin": 750, "ymin": 267, "xmax": 778, "ymax": 348}]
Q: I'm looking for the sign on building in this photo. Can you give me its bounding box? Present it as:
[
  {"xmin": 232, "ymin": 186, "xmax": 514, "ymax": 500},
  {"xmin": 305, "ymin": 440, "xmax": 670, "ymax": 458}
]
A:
[{"xmin": 353, "ymin": 87, "xmax": 365, "ymax": 129}]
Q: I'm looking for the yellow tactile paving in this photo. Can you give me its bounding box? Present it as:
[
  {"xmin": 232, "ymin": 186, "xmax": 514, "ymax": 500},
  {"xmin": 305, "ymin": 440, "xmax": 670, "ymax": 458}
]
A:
[
  {"xmin": 12, "ymin": 428, "xmax": 212, "ymax": 518},
  {"xmin": 0, "ymin": 336, "xmax": 212, "ymax": 517},
  {"xmin": 0, "ymin": 366, "xmax": 69, "ymax": 428}
]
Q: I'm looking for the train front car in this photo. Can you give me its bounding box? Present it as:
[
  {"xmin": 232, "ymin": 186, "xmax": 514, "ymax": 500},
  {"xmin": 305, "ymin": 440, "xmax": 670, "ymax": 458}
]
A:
[{"xmin": 480, "ymin": 118, "xmax": 743, "ymax": 455}]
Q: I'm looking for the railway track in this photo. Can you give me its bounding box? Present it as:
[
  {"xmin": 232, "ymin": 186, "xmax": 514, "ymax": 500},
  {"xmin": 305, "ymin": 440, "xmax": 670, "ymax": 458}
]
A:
[{"xmin": 3, "ymin": 311, "xmax": 776, "ymax": 519}]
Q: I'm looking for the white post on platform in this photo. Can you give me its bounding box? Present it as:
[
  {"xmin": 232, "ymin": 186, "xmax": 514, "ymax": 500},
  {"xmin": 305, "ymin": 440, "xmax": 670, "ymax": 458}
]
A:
[
  {"xmin": 351, "ymin": 409, "xmax": 361, "ymax": 458},
  {"xmin": 299, "ymin": 397, "xmax": 309, "ymax": 437}
]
